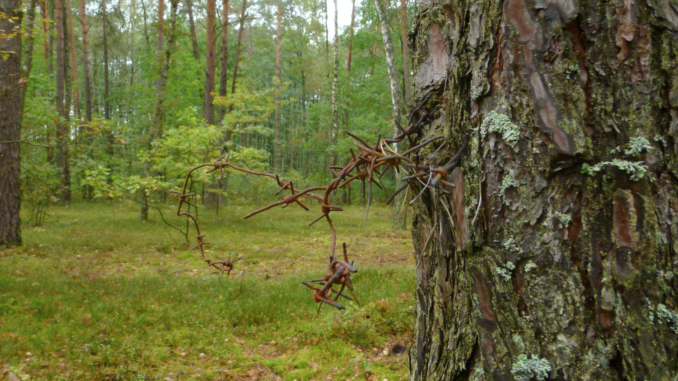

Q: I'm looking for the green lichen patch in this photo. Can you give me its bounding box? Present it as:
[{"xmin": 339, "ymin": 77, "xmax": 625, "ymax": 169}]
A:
[
  {"xmin": 504, "ymin": 238, "xmax": 520, "ymax": 252},
  {"xmin": 500, "ymin": 174, "xmax": 521, "ymax": 202},
  {"xmin": 495, "ymin": 266, "xmax": 512, "ymax": 282},
  {"xmin": 656, "ymin": 304, "xmax": 678, "ymax": 334},
  {"xmin": 553, "ymin": 212, "xmax": 572, "ymax": 229},
  {"xmin": 511, "ymin": 354, "xmax": 552, "ymax": 381},
  {"xmin": 525, "ymin": 261, "xmax": 537, "ymax": 272},
  {"xmin": 582, "ymin": 159, "xmax": 650, "ymax": 181},
  {"xmin": 624, "ymin": 137, "xmax": 653, "ymax": 157},
  {"xmin": 481, "ymin": 111, "xmax": 520, "ymax": 148}
]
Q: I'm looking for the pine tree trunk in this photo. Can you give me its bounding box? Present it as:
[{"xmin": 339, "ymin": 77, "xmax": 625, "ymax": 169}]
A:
[
  {"xmin": 0, "ymin": 0, "xmax": 23, "ymax": 247},
  {"xmin": 187, "ymin": 0, "xmax": 199, "ymax": 61},
  {"xmin": 217, "ymin": 0, "xmax": 229, "ymax": 125},
  {"xmin": 55, "ymin": 0, "xmax": 71, "ymax": 205},
  {"xmin": 41, "ymin": 0, "xmax": 48, "ymax": 61},
  {"xmin": 80, "ymin": 0, "xmax": 92, "ymax": 123},
  {"xmin": 398, "ymin": 0, "xmax": 411, "ymax": 108},
  {"xmin": 408, "ymin": 1, "xmax": 678, "ymax": 380},
  {"xmin": 227, "ymin": 0, "xmax": 247, "ymax": 118},
  {"xmin": 66, "ymin": 0, "xmax": 80, "ymax": 119},
  {"xmin": 274, "ymin": 0, "xmax": 282, "ymax": 172},
  {"xmin": 329, "ymin": 0, "xmax": 338, "ymax": 166},
  {"xmin": 143, "ymin": 0, "xmax": 179, "ymax": 221},
  {"xmin": 204, "ymin": 0, "xmax": 216, "ymax": 125},
  {"xmin": 20, "ymin": 0, "xmax": 39, "ymax": 117}
]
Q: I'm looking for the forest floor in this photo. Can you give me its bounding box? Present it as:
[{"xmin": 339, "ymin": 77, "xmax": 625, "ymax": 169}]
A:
[{"xmin": 0, "ymin": 200, "xmax": 416, "ymax": 381}]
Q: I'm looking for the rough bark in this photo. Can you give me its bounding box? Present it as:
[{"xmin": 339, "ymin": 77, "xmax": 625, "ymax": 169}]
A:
[
  {"xmin": 408, "ymin": 1, "xmax": 678, "ymax": 380},
  {"xmin": 55, "ymin": 0, "xmax": 71, "ymax": 204},
  {"xmin": 20, "ymin": 0, "xmax": 39, "ymax": 117},
  {"xmin": 399, "ymin": 0, "xmax": 411, "ymax": 108},
  {"xmin": 217, "ymin": 0, "xmax": 229, "ymax": 124},
  {"xmin": 66, "ymin": 0, "xmax": 80, "ymax": 118},
  {"xmin": 0, "ymin": 0, "xmax": 23, "ymax": 247},
  {"xmin": 80, "ymin": 0, "xmax": 92, "ymax": 122},
  {"xmin": 274, "ymin": 0, "xmax": 282, "ymax": 172},
  {"xmin": 330, "ymin": 0, "xmax": 338, "ymax": 166},
  {"xmin": 205, "ymin": 0, "xmax": 217, "ymax": 125},
  {"xmin": 187, "ymin": 0, "xmax": 199, "ymax": 61}
]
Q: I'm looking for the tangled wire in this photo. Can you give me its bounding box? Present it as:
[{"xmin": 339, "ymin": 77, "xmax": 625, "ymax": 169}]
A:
[{"xmin": 172, "ymin": 94, "xmax": 468, "ymax": 310}]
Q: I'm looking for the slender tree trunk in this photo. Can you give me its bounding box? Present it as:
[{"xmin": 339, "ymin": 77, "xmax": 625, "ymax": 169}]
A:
[
  {"xmin": 0, "ymin": 0, "xmax": 23, "ymax": 247},
  {"xmin": 48, "ymin": 0, "xmax": 54, "ymax": 73},
  {"xmin": 66, "ymin": 0, "xmax": 80, "ymax": 118},
  {"xmin": 408, "ymin": 1, "xmax": 678, "ymax": 380},
  {"xmin": 103, "ymin": 0, "xmax": 110, "ymax": 120},
  {"xmin": 156, "ymin": 0, "xmax": 164, "ymax": 54},
  {"xmin": 55, "ymin": 0, "xmax": 71, "ymax": 204},
  {"xmin": 227, "ymin": 0, "xmax": 247, "ymax": 117},
  {"xmin": 204, "ymin": 0, "xmax": 216, "ymax": 125},
  {"xmin": 80, "ymin": 0, "xmax": 92, "ymax": 122},
  {"xmin": 41, "ymin": 0, "xmax": 48, "ymax": 61},
  {"xmin": 324, "ymin": 0, "xmax": 328, "ymax": 68},
  {"xmin": 346, "ymin": 0, "xmax": 355, "ymax": 74},
  {"xmin": 187, "ymin": 0, "xmax": 199, "ymax": 61},
  {"xmin": 329, "ymin": 0, "xmax": 338, "ymax": 166},
  {"xmin": 217, "ymin": 0, "xmax": 228, "ymax": 124},
  {"xmin": 20, "ymin": 0, "xmax": 38, "ymax": 117},
  {"xmin": 143, "ymin": 0, "xmax": 179, "ymax": 221},
  {"xmin": 374, "ymin": 0, "xmax": 405, "ymax": 228},
  {"xmin": 274, "ymin": 0, "xmax": 281, "ymax": 172},
  {"xmin": 399, "ymin": 0, "xmax": 411, "ymax": 108}
]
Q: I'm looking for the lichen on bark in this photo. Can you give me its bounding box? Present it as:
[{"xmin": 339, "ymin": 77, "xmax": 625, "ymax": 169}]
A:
[{"xmin": 408, "ymin": 0, "xmax": 678, "ymax": 380}]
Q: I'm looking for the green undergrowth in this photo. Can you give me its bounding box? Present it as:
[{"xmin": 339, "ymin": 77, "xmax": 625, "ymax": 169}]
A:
[{"xmin": 1, "ymin": 202, "xmax": 415, "ymax": 380}]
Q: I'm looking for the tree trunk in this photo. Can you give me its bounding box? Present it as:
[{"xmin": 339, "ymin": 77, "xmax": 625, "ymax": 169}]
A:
[
  {"xmin": 346, "ymin": 0, "xmax": 355, "ymax": 74},
  {"xmin": 408, "ymin": 1, "xmax": 678, "ymax": 380},
  {"xmin": 398, "ymin": 0, "xmax": 411, "ymax": 108},
  {"xmin": 48, "ymin": 0, "xmax": 54, "ymax": 73},
  {"xmin": 41, "ymin": 0, "xmax": 48, "ymax": 61},
  {"xmin": 187, "ymin": 0, "xmax": 199, "ymax": 61},
  {"xmin": 204, "ymin": 0, "xmax": 216, "ymax": 125},
  {"xmin": 66, "ymin": 0, "xmax": 80, "ymax": 119},
  {"xmin": 374, "ymin": 0, "xmax": 405, "ymax": 228},
  {"xmin": 329, "ymin": 0, "xmax": 338, "ymax": 166},
  {"xmin": 156, "ymin": 0, "xmax": 164, "ymax": 54},
  {"xmin": 20, "ymin": 0, "xmax": 39, "ymax": 117},
  {"xmin": 217, "ymin": 0, "xmax": 228, "ymax": 124},
  {"xmin": 103, "ymin": 0, "xmax": 110, "ymax": 120},
  {"xmin": 0, "ymin": 0, "xmax": 23, "ymax": 247},
  {"xmin": 274, "ymin": 0, "xmax": 282, "ymax": 172},
  {"xmin": 80, "ymin": 0, "xmax": 92, "ymax": 122},
  {"xmin": 227, "ymin": 0, "xmax": 247, "ymax": 116},
  {"xmin": 55, "ymin": 0, "xmax": 71, "ymax": 204}
]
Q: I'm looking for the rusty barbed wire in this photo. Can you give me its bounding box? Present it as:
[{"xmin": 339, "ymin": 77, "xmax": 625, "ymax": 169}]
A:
[{"xmin": 172, "ymin": 93, "xmax": 467, "ymax": 309}]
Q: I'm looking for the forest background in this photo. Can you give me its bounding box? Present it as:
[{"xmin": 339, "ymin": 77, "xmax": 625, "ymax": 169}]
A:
[{"xmin": 17, "ymin": 0, "xmax": 415, "ymax": 217}]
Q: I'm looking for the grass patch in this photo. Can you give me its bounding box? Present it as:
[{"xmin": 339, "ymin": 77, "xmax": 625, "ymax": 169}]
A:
[{"xmin": 1, "ymin": 201, "xmax": 415, "ymax": 380}]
